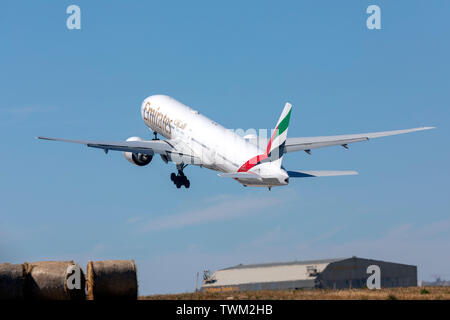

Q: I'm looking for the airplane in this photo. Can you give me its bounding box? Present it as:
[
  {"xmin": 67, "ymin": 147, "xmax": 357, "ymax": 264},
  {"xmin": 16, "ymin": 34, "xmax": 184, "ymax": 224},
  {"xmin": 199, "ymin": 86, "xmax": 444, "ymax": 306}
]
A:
[{"xmin": 37, "ymin": 95, "xmax": 434, "ymax": 190}]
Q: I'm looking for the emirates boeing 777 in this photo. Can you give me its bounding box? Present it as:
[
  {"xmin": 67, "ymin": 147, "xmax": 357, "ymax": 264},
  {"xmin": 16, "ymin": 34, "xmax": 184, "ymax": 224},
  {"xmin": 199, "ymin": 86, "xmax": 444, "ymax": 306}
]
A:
[{"xmin": 38, "ymin": 95, "xmax": 433, "ymax": 189}]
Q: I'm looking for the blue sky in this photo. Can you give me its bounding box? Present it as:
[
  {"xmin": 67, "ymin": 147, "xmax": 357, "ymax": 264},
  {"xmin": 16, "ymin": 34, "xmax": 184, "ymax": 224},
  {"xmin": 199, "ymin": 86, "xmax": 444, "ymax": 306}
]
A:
[{"xmin": 1, "ymin": 1, "xmax": 449, "ymax": 294}]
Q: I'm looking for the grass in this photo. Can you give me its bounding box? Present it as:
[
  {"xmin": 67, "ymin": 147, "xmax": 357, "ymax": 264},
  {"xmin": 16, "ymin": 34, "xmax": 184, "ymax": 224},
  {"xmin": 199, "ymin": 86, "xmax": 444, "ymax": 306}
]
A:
[
  {"xmin": 420, "ymin": 288, "xmax": 430, "ymax": 294},
  {"xmin": 140, "ymin": 287, "xmax": 450, "ymax": 300}
]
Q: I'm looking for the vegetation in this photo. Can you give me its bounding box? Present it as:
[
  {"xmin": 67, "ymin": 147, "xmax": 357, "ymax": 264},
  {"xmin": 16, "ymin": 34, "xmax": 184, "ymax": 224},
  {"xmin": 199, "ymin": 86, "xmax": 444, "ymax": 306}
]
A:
[
  {"xmin": 141, "ymin": 287, "xmax": 450, "ymax": 300},
  {"xmin": 420, "ymin": 288, "xmax": 430, "ymax": 295}
]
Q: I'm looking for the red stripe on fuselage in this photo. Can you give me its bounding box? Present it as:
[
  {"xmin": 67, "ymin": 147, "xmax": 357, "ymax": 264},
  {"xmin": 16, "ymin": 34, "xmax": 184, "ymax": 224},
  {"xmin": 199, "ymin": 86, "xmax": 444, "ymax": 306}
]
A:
[{"xmin": 237, "ymin": 125, "xmax": 279, "ymax": 172}]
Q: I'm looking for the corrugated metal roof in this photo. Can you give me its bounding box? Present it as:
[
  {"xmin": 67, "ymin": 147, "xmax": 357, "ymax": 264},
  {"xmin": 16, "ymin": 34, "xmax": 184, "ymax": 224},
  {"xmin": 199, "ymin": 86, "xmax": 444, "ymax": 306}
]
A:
[{"xmin": 222, "ymin": 258, "xmax": 348, "ymax": 270}]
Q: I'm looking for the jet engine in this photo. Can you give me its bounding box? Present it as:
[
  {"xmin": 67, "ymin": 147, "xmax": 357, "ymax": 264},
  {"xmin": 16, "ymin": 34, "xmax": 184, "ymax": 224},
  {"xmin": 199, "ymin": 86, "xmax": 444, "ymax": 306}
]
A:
[{"xmin": 123, "ymin": 137, "xmax": 153, "ymax": 166}]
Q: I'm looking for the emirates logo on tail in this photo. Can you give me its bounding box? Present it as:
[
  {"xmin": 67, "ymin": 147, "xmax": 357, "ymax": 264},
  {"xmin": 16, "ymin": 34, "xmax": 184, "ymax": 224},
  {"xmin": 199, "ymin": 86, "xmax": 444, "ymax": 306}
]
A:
[{"xmin": 238, "ymin": 103, "xmax": 292, "ymax": 172}]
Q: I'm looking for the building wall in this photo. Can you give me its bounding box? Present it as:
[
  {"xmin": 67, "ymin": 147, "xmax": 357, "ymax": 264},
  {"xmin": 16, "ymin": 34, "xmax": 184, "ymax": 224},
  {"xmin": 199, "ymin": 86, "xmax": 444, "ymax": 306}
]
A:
[
  {"xmin": 201, "ymin": 261, "xmax": 333, "ymax": 291},
  {"xmin": 203, "ymin": 262, "xmax": 329, "ymax": 287},
  {"xmin": 318, "ymin": 257, "xmax": 417, "ymax": 289}
]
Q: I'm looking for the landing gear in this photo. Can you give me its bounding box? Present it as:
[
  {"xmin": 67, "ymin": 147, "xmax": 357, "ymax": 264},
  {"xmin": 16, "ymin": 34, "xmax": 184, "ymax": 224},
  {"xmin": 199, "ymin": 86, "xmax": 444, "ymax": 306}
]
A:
[
  {"xmin": 171, "ymin": 164, "xmax": 190, "ymax": 189},
  {"xmin": 152, "ymin": 131, "xmax": 159, "ymax": 140}
]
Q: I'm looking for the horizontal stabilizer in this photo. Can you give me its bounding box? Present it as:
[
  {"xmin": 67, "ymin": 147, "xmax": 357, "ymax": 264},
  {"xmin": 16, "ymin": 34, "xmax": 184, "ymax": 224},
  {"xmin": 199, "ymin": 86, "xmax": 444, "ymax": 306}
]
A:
[
  {"xmin": 287, "ymin": 170, "xmax": 359, "ymax": 178},
  {"xmin": 218, "ymin": 172, "xmax": 262, "ymax": 181}
]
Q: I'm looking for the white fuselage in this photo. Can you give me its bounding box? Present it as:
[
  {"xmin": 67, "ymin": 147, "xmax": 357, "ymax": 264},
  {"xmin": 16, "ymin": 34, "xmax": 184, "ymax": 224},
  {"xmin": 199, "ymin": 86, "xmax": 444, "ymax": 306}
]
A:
[{"xmin": 140, "ymin": 95, "xmax": 289, "ymax": 187}]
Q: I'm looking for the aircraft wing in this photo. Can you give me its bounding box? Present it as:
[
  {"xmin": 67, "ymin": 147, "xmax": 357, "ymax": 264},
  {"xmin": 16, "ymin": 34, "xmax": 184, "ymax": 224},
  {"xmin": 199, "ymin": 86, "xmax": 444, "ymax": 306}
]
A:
[
  {"xmin": 36, "ymin": 136, "xmax": 197, "ymax": 160},
  {"xmin": 284, "ymin": 127, "xmax": 434, "ymax": 153}
]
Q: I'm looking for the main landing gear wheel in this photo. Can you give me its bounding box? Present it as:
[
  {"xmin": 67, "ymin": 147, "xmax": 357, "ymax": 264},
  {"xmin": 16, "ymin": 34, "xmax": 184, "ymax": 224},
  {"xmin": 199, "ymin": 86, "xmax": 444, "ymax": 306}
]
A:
[
  {"xmin": 171, "ymin": 164, "xmax": 190, "ymax": 189},
  {"xmin": 172, "ymin": 174, "xmax": 190, "ymax": 189}
]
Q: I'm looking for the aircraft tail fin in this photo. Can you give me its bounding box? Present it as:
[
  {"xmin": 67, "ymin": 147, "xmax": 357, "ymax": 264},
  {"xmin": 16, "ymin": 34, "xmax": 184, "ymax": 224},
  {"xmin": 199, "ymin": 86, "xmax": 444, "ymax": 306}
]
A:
[
  {"xmin": 237, "ymin": 102, "xmax": 292, "ymax": 172},
  {"xmin": 266, "ymin": 102, "xmax": 292, "ymax": 168}
]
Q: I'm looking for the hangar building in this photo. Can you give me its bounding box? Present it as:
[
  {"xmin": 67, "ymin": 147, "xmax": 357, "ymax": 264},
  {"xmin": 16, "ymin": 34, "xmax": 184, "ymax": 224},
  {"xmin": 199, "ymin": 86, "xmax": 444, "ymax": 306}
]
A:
[{"xmin": 201, "ymin": 256, "xmax": 417, "ymax": 292}]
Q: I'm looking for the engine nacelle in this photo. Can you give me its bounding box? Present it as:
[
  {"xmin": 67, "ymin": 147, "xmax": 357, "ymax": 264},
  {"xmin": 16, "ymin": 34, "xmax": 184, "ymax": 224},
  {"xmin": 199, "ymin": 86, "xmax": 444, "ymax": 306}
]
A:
[{"xmin": 123, "ymin": 137, "xmax": 153, "ymax": 166}]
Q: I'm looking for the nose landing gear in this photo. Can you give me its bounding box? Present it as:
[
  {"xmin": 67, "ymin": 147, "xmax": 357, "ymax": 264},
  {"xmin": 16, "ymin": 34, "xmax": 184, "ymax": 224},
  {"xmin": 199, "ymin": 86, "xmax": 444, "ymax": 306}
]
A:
[{"xmin": 170, "ymin": 164, "xmax": 190, "ymax": 189}]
